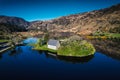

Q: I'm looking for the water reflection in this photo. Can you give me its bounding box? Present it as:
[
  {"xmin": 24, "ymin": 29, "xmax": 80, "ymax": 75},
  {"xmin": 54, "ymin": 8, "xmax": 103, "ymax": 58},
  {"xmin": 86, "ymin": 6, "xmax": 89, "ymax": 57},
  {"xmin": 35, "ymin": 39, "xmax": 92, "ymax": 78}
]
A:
[
  {"xmin": 9, "ymin": 46, "xmax": 23, "ymax": 56},
  {"xmin": 23, "ymin": 37, "xmax": 38, "ymax": 44},
  {"xmin": 99, "ymin": 51, "xmax": 120, "ymax": 61},
  {"xmin": 1, "ymin": 37, "xmax": 120, "ymax": 62},
  {"xmin": 39, "ymin": 51, "xmax": 94, "ymax": 63},
  {"xmin": 89, "ymin": 39, "xmax": 120, "ymax": 61},
  {"xmin": 0, "ymin": 53, "xmax": 3, "ymax": 59},
  {"xmin": 57, "ymin": 55, "xmax": 94, "ymax": 63}
]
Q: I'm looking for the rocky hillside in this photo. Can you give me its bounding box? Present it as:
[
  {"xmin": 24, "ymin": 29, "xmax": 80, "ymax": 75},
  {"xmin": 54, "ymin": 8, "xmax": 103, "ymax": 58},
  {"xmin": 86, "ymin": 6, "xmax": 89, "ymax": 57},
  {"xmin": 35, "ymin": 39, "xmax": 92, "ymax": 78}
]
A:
[
  {"xmin": 0, "ymin": 4, "xmax": 120, "ymax": 38},
  {"xmin": 0, "ymin": 15, "xmax": 29, "ymax": 32},
  {"xmin": 29, "ymin": 3, "xmax": 120, "ymax": 37}
]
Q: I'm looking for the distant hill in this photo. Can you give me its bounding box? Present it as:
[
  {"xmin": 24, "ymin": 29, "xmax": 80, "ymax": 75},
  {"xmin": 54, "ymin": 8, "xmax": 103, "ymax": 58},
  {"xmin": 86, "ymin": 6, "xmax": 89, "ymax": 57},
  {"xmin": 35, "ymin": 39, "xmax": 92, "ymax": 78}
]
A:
[
  {"xmin": 0, "ymin": 15, "xmax": 29, "ymax": 32},
  {"xmin": 29, "ymin": 3, "xmax": 120, "ymax": 37}
]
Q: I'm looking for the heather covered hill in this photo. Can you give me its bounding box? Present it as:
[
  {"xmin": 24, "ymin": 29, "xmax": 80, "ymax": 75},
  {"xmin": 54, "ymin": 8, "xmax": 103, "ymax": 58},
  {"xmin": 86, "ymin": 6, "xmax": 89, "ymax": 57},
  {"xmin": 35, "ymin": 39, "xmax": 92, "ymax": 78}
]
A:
[{"xmin": 29, "ymin": 3, "xmax": 120, "ymax": 36}]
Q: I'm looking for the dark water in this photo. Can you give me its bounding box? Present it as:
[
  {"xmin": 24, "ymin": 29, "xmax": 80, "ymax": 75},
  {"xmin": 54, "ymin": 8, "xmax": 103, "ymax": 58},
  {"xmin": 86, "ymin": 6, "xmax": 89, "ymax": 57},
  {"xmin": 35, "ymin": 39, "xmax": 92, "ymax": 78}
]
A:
[{"xmin": 0, "ymin": 38, "xmax": 120, "ymax": 80}]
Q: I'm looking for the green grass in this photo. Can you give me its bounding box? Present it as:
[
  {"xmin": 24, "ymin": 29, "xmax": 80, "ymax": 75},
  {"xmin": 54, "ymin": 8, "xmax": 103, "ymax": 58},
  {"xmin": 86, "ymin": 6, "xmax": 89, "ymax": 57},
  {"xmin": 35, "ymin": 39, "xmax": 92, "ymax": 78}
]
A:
[
  {"xmin": 33, "ymin": 45, "xmax": 57, "ymax": 53},
  {"xmin": 57, "ymin": 40, "xmax": 95, "ymax": 57},
  {"xmin": 33, "ymin": 42, "xmax": 57, "ymax": 53},
  {"xmin": 0, "ymin": 40, "xmax": 10, "ymax": 42},
  {"xmin": 87, "ymin": 33, "xmax": 120, "ymax": 40},
  {"xmin": 108, "ymin": 33, "xmax": 120, "ymax": 38}
]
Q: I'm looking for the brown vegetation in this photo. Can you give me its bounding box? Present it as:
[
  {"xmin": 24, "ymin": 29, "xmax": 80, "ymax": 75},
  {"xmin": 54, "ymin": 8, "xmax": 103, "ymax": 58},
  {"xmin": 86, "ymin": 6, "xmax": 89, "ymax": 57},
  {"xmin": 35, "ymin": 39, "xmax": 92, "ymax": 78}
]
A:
[{"xmin": 29, "ymin": 4, "xmax": 120, "ymax": 36}]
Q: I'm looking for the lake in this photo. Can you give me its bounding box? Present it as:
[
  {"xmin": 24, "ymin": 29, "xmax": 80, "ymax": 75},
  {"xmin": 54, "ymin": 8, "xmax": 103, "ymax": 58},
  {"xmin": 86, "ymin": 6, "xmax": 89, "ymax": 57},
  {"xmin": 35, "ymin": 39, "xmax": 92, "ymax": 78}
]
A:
[{"xmin": 0, "ymin": 38, "xmax": 120, "ymax": 80}]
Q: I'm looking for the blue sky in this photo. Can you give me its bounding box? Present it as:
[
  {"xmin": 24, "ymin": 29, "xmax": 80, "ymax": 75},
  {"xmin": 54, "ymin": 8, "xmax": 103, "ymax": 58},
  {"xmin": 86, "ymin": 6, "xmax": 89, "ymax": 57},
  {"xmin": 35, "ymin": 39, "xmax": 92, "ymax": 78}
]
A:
[{"xmin": 0, "ymin": 0, "xmax": 120, "ymax": 21}]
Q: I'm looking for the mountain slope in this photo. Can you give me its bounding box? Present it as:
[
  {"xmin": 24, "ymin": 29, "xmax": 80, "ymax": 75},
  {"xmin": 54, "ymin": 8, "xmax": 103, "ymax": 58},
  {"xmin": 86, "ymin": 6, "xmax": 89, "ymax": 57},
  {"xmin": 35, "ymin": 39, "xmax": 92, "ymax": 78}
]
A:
[
  {"xmin": 29, "ymin": 3, "xmax": 120, "ymax": 36},
  {"xmin": 0, "ymin": 15, "xmax": 29, "ymax": 32}
]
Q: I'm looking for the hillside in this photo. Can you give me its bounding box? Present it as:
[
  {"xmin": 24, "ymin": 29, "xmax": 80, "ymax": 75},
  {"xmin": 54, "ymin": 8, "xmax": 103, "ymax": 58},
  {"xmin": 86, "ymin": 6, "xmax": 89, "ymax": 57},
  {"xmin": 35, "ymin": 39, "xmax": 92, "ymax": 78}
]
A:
[
  {"xmin": 29, "ymin": 3, "xmax": 120, "ymax": 37},
  {"xmin": 0, "ymin": 15, "xmax": 29, "ymax": 33},
  {"xmin": 0, "ymin": 4, "xmax": 120, "ymax": 38}
]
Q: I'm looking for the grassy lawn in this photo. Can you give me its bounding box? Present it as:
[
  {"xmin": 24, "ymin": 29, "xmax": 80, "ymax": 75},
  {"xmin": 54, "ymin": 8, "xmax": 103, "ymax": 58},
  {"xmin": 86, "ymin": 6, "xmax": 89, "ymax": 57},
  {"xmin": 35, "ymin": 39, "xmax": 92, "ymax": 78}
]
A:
[{"xmin": 0, "ymin": 40, "xmax": 10, "ymax": 42}]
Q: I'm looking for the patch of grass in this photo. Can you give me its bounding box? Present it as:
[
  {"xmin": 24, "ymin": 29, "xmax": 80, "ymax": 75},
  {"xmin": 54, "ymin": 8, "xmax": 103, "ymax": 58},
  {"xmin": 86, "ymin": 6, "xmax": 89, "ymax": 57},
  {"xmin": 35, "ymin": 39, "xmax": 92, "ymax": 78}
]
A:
[
  {"xmin": 87, "ymin": 33, "xmax": 120, "ymax": 40},
  {"xmin": 33, "ymin": 44, "xmax": 57, "ymax": 53},
  {"xmin": 0, "ymin": 40, "xmax": 10, "ymax": 42},
  {"xmin": 109, "ymin": 33, "xmax": 120, "ymax": 38},
  {"xmin": 32, "ymin": 39, "xmax": 57, "ymax": 53},
  {"xmin": 57, "ymin": 40, "xmax": 95, "ymax": 57}
]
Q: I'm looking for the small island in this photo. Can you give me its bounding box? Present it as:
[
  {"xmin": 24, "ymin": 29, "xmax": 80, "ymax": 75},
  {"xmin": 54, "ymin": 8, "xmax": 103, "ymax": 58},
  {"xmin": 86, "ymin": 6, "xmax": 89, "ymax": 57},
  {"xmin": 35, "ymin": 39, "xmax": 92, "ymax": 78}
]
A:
[{"xmin": 33, "ymin": 35, "xmax": 96, "ymax": 57}]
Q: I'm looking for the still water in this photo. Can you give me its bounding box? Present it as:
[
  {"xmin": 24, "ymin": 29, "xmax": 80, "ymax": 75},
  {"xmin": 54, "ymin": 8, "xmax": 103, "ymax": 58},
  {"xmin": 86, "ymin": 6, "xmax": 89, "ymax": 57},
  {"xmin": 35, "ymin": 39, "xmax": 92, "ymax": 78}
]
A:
[{"xmin": 0, "ymin": 38, "xmax": 120, "ymax": 80}]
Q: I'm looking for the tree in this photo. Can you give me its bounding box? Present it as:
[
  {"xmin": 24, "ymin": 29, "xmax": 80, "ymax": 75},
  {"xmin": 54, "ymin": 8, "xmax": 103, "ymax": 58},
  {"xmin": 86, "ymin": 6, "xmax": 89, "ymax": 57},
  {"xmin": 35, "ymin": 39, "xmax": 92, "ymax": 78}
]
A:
[{"xmin": 43, "ymin": 33, "xmax": 49, "ymax": 42}]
